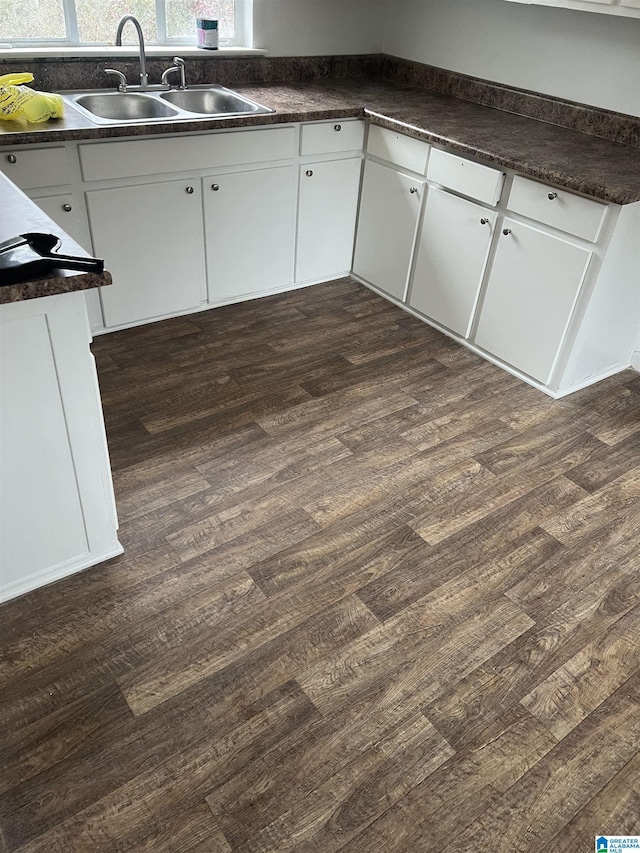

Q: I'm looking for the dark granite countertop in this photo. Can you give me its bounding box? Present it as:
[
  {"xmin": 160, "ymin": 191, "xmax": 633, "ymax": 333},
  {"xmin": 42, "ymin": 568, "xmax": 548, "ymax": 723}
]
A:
[
  {"xmin": 0, "ymin": 77, "xmax": 638, "ymax": 204},
  {"xmin": 0, "ymin": 172, "xmax": 111, "ymax": 303}
]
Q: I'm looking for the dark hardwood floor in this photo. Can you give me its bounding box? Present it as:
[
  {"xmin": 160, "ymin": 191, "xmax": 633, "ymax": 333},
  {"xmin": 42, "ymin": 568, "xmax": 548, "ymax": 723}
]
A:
[{"xmin": 1, "ymin": 277, "xmax": 639, "ymax": 852}]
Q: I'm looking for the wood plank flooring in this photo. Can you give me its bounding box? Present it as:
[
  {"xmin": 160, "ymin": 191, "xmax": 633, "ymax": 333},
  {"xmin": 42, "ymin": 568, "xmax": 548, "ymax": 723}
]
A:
[{"xmin": 1, "ymin": 277, "xmax": 639, "ymax": 851}]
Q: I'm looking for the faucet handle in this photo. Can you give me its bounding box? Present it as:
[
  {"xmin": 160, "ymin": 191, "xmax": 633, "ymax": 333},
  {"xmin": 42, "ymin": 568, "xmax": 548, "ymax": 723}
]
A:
[
  {"xmin": 173, "ymin": 56, "xmax": 187, "ymax": 89},
  {"xmin": 105, "ymin": 68, "xmax": 127, "ymax": 92}
]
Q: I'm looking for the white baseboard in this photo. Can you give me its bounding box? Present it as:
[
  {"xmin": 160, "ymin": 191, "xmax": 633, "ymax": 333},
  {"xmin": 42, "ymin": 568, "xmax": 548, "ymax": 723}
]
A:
[
  {"xmin": 0, "ymin": 543, "xmax": 124, "ymax": 604},
  {"xmin": 631, "ymin": 351, "xmax": 640, "ymax": 372}
]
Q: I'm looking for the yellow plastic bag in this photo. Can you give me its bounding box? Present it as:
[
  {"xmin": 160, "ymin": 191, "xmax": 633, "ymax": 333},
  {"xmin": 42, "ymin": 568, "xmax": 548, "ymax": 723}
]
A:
[{"xmin": 0, "ymin": 72, "xmax": 64, "ymax": 123}]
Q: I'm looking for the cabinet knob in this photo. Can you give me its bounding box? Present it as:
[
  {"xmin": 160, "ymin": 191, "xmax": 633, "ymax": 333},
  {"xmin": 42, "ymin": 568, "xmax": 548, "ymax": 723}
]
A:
[
  {"xmin": 502, "ymin": 228, "xmax": 512, "ymax": 236},
  {"xmin": 334, "ymin": 124, "xmax": 342, "ymax": 132},
  {"xmin": 305, "ymin": 170, "xmax": 313, "ymax": 177},
  {"xmin": 211, "ymin": 183, "xmax": 219, "ymax": 191},
  {"xmin": 548, "ymin": 191, "xmax": 558, "ymax": 200},
  {"xmin": 409, "ymin": 187, "xmax": 418, "ymax": 194},
  {"xmin": 6, "ymin": 154, "xmax": 17, "ymax": 164},
  {"xmin": 480, "ymin": 217, "xmax": 489, "ymax": 225},
  {"xmin": 62, "ymin": 203, "xmax": 72, "ymax": 212},
  {"xmin": 185, "ymin": 186, "xmax": 194, "ymax": 194}
]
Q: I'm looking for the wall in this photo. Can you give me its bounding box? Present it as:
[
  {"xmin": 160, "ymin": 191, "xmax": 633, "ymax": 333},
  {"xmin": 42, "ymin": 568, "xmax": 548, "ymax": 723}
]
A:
[
  {"xmin": 382, "ymin": 0, "xmax": 640, "ymax": 116},
  {"xmin": 253, "ymin": 0, "xmax": 385, "ymax": 56}
]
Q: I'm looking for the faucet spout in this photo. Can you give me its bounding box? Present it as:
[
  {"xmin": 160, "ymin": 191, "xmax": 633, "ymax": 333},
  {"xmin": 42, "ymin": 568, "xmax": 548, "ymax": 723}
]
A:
[{"xmin": 115, "ymin": 15, "xmax": 148, "ymax": 88}]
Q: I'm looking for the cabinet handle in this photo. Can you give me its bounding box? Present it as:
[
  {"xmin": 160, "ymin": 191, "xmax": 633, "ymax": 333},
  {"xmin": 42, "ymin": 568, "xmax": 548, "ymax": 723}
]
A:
[
  {"xmin": 502, "ymin": 228, "xmax": 512, "ymax": 236},
  {"xmin": 185, "ymin": 186, "xmax": 194, "ymax": 194},
  {"xmin": 409, "ymin": 187, "xmax": 418, "ymax": 194},
  {"xmin": 548, "ymin": 192, "xmax": 558, "ymax": 200},
  {"xmin": 334, "ymin": 124, "xmax": 342, "ymax": 132},
  {"xmin": 6, "ymin": 154, "xmax": 17, "ymax": 164},
  {"xmin": 480, "ymin": 217, "xmax": 489, "ymax": 225},
  {"xmin": 305, "ymin": 170, "xmax": 313, "ymax": 177},
  {"xmin": 62, "ymin": 203, "xmax": 72, "ymax": 212},
  {"xmin": 211, "ymin": 183, "xmax": 219, "ymax": 191}
]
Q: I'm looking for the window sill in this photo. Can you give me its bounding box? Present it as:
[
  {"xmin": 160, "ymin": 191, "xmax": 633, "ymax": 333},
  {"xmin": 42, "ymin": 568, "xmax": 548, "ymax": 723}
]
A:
[{"xmin": 0, "ymin": 46, "xmax": 267, "ymax": 60}]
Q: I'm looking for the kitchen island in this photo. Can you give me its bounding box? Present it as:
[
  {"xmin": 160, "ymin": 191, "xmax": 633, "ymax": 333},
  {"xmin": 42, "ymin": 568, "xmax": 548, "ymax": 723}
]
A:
[{"xmin": 0, "ymin": 173, "xmax": 121, "ymax": 602}]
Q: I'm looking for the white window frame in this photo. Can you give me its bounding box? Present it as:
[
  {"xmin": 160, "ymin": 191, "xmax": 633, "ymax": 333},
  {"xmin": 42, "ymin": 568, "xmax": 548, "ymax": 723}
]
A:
[{"xmin": 3, "ymin": 0, "xmax": 252, "ymax": 47}]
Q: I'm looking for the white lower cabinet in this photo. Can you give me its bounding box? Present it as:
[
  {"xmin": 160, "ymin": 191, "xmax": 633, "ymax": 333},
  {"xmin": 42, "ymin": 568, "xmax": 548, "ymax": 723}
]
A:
[
  {"xmin": 409, "ymin": 188, "xmax": 496, "ymax": 337},
  {"xmin": 0, "ymin": 291, "xmax": 121, "ymax": 603},
  {"xmin": 474, "ymin": 219, "xmax": 592, "ymax": 384},
  {"xmin": 295, "ymin": 157, "xmax": 362, "ymax": 284},
  {"xmin": 27, "ymin": 192, "xmax": 85, "ymax": 245},
  {"xmin": 87, "ymin": 178, "xmax": 206, "ymax": 329},
  {"xmin": 353, "ymin": 159, "xmax": 425, "ymax": 301},
  {"xmin": 203, "ymin": 165, "xmax": 295, "ymax": 303}
]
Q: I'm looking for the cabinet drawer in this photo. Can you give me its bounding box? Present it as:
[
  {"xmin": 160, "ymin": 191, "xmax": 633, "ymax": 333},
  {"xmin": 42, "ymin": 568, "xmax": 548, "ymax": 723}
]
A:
[
  {"xmin": 366, "ymin": 125, "xmax": 430, "ymax": 175},
  {"xmin": 427, "ymin": 148, "xmax": 504, "ymax": 206},
  {"xmin": 300, "ymin": 120, "xmax": 365, "ymax": 156},
  {"xmin": 0, "ymin": 146, "xmax": 69, "ymax": 189},
  {"xmin": 79, "ymin": 126, "xmax": 296, "ymax": 181},
  {"xmin": 507, "ymin": 175, "xmax": 607, "ymax": 242}
]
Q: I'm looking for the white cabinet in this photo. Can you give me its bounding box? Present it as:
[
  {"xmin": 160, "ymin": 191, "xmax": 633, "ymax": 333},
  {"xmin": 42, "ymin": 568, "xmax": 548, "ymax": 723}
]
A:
[
  {"xmin": 503, "ymin": 0, "xmax": 640, "ymax": 16},
  {"xmin": 296, "ymin": 157, "xmax": 362, "ymax": 284},
  {"xmin": 353, "ymin": 159, "xmax": 425, "ymax": 301},
  {"xmin": 28, "ymin": 192, "xmax": 86, "ymax": 245},
  {"xmin": 409, "ymin": 188, "xmax": 496, "ymax": 337},
  {"xmin": 86, "ymin": 178, "xmax": 206, "ymax": 329},
  {"xmin": 0, "ymin": 291, "xmax": 121, "ymax": 603},
  {"xmin": 474, "ymin": 219, "xmax": 592, "ymax": 384},
  {"xmin": 203, "ymin": 165, "xmax": 295, "ymax": 304}
]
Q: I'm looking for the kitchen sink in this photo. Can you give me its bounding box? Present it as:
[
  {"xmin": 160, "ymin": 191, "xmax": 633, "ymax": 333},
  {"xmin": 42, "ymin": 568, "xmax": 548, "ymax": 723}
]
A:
[
  {"xmin": 72, "ymin": 92, "xmax": 180, "ymax": 123},
  {"xmin": 65, "ymin": 86, "xmax": 274, "ymax": 125},
  {"xmin": 159, "ymin": 87, "xmax": 267, "ymax": 115}
]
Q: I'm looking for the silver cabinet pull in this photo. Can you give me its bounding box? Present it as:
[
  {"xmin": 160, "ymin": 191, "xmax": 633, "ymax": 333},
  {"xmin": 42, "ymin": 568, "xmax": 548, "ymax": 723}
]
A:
[
  {"xmin": 305, "ymin": 170, "xmax": 313, "ymax": 177},
  {"xmin": 503, "ymin": 228, "xmax": 512, "ymax": 236},
  {"xmin": 548, "ymin": 192, "xmax": 558, "ymax": 200},
  {"xmin": 211, "ymin": 184, "xmax": 219, "ymax": 191},
  {"xmin": 6, "ymin": 154, "xmax": 17, "ymax": 164},
  {"xmin": 409, "ymin": 187, "xmax": 418, "ymax": 194},
  {"xmin": 185, "ymin": 186, "xmax": 194, "ymax": 194},
  {"xmin": 480, "ymin": 217, "xmax": 489, "ymax": 225},
  {"xmin": 334, "ymin": 124, "xmax": 341, "ymax": 132},
  {"xmin": 62, "ymin": 203, "xmax": 72, "ymax": 212}
]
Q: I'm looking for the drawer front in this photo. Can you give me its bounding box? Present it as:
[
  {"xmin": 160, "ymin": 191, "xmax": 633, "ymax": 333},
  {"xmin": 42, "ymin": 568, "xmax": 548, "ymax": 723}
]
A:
[
  {"xmin": 427, "ymin": 148, "xmax": 504, "ymax": 206},
  {"xmin": 0, "ymin": 146, "xmax": 69, "ymax": 189},
  {"xmin": 300, "ymin": 120, "xmax": 365, "ymax": 156},
  {"xmin": 79, "ymin": 126, "xmax": 296, "ymax": 181},
  {"xmin": 366, "ymin": 125, "xmax": 430, "ymax": 175},
  {"xmin": 508, "ymin": 175, "xmax": 607, "ymax": 242}
]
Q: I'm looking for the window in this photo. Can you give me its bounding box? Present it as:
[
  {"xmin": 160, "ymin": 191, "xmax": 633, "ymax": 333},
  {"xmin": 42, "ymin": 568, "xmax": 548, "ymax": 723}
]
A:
[{"xmin": 0, "ymin": 0, "xmax": 242, "ymax": 46}]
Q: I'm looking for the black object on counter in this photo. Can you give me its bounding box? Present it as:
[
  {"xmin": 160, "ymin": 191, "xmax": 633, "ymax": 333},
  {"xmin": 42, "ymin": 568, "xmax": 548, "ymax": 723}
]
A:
[{"xmin": 0, "ymin": 232, "xmax": 104, "ymax": 285}]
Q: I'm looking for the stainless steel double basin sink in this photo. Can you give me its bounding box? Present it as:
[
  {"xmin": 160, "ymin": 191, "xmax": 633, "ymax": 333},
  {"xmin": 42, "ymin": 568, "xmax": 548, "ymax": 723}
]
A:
[{"xmin": 65, "ymin": 86, "xmax": 273, "ymax": 125}]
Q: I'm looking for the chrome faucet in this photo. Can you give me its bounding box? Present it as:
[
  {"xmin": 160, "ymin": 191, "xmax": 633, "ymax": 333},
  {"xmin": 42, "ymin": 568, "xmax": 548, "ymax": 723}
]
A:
[
  {"xmin": 115, "ymin": 15, "xmax": 148, "ymax": 88},
  {"xmin": 161, "ymin": 57, "xmax": 187, "ymax": 90}
]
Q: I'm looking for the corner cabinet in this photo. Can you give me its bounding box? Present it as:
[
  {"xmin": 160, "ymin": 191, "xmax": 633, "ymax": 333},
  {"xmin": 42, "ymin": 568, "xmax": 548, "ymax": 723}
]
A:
[
  {"xmin": 474, "ymin": 220, "xmax": 591, "ymax": 384},
  {"xmin": 353, "ymin": 160, "xmax": 426, "ymax": 301},
  {"xmin": 409, "ymin": 189, "xmax": 497, "ymax": 338},
  {"xmin": 352, "ymin": 125, "xmax": 639, "ymax": 397},
  {"xmin": 296, "ymin": 120, "xmax": 364, "ymax": 284}
]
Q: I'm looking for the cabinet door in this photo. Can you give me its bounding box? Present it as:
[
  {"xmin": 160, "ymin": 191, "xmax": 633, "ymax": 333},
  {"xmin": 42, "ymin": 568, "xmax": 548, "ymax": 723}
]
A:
[
  {"xmin": 475, "ymin": 219, "xmax": 591, "ymax": 384},
  {"xmin": 296, "ymin": 157, "xmax": 362, "ymax": 284},
  {"xmin": 86, "ymin": 179, "xmax": 205, "ymax": 329},
  {"xmin": 353, "ymin": 160, "xmax": 425, "ymax": 301},
  {"xmin": 410, "ymin": 188, "xmax": 496, "ymax": 337},
  {"xmin": 29, "ymin": 192, "xmax": 86, "ymax": 247},
  {"xmin": 204, "ymin": 165, "xmax": 295, "ymax": 303}
]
